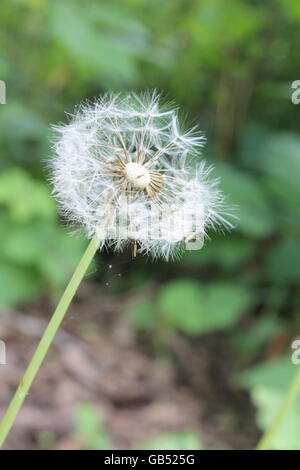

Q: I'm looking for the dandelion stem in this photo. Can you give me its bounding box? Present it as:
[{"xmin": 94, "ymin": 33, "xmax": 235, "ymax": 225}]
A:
[
  {"xmin": 256, "ymin": 365, "xmax": 300, "ymax": 450},
  {"xmin": 0, "ymin": 235, "xmax": 99, "ymax": 448}
]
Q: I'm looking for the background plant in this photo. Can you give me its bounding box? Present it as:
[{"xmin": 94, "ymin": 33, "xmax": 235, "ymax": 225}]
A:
[{"xmin": 1, "ymin": 0, "xmax": 300, "ymax": 450}]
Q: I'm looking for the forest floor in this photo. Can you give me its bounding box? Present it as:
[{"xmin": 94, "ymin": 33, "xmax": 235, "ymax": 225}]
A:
[{"xmin": 0, "ymin": 281, "xmax": 259, "ymax": 450}]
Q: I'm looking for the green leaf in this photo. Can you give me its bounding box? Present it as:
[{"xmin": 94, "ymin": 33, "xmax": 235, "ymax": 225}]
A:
[
  {"xmin": 240, "ymin": 358, "xmax": 300, "ymax": 450},
  {"xmin": 239, "ymin": 357, "xmax": 295, "ymax": 394},
  {"xmin": 158, "ymin": 280, "xmax": 253, "ymax": 335},
  {"xmin": 251, "ymin": 386, "xmax": 300, "ymax": 450},
  {"xmin": 75, "ymin": 404, "xmax": 112, "ymax": 450},
  {"xmin": 0, "ymin": 168, "xmax": 56, "ymax": 222},
  {"xmin": 158, "ymin": 280, "xmax": 201, "ymax": 334}
]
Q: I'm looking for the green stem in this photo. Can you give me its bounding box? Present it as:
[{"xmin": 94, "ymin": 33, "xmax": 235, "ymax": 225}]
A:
[
  {"xmin": 0, "ymin": 235, "xmax": 99, "ymax": 448},
  {"xmin": 256, "ymin": 366, "xmax": 300, "ymax": 450}
]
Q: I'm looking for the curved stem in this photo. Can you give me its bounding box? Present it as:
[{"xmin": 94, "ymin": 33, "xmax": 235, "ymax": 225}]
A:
[
  {"xmin": 256, "ymin": 366, "xmax": 300, "ymax": 450},
  {"xmin": 0, "ymin": 235, "xmax": 99, "ymax": 448}
]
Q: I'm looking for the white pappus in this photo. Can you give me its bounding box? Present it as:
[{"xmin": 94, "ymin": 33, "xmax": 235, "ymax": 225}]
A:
[{"xmin": 50, "ymin": 91, "xmax": 234, "ymax": 260}]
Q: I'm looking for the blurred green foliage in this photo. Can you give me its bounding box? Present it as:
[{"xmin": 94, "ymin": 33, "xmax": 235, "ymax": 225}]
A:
[
  {"xmin": 140, "ymin": 432, "xmax": 203, "ymax": 451},
  {"xmin": 75, "ymin": 404, "xmax": 112, "ymax": 450},
  {"xmin": 1, "ymin": 0, "xmax": 300, "ymax": 449},
  {"xmin": 0, "ymin": 167, "xmax": 85, "ymax": 306},
  {"xmin": 131, "ymin": 280, "xmax": 253, "ymax": 336},
  {"xmin": 75, "ymin": 403, "xmax": 203, "ymax": 450},
  {"xmin": 240, "ymin": 357, "xmax": 300, "ymax": 450}
]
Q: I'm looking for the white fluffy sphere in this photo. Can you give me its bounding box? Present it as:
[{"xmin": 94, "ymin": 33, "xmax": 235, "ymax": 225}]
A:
[{"xmin": 50, "ymin": 92, "xmax": 234, "ymax": 260}]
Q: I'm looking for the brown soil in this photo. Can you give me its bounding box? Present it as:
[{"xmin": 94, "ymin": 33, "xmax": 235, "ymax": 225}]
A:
[{"xmin": 0, "ymin": 282, "xmax": 259, "ymax": 450}]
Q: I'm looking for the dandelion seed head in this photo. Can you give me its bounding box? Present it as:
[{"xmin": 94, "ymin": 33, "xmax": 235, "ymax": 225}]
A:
[{"xmin": 50, "ymin": 91, "xmax": 234, "ymax": 260}]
